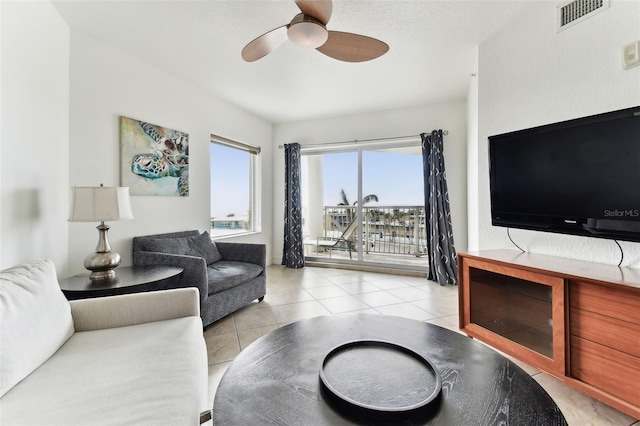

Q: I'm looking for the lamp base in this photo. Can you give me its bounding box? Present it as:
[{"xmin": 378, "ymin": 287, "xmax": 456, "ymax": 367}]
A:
[{"xmin": 84, "ymin": 251, "xmax": 121, "ymax": 280}]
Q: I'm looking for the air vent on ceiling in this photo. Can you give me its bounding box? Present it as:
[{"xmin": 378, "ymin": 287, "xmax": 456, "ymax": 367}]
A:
[{"xmin": 557, "ymin": 0, "xmax": 609, "ymax": 32}]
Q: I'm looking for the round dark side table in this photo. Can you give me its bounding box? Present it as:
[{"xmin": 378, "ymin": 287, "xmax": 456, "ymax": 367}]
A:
[
  {"xmin": 213, "ymin": 313, "xmax": 567, "ymax": 425},
  {"xmin": 58, "ymin": 265, "xmax": 183, "ymax": 300}
]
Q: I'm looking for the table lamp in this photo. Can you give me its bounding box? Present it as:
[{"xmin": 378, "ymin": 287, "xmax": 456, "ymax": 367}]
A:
[{"xmin": 69, "ymin": 184, "xmax": 134, "ymax": 280}]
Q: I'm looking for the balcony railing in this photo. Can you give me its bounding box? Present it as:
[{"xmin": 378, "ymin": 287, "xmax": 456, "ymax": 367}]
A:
[{"xmin": 319, "ymin": 205, "xmax": 427, "ymax": 258}]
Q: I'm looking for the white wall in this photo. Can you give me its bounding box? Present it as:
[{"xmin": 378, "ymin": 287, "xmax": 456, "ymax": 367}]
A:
[
  {"xmin": 0, "ymin": 1, "xmax": 70, "ymax": 274},
  {"xmin": 476, "ymin": 0, "xmax": 640, "ymax": 267},
  {"xmin": 273, "ymin": 101, "xmax": 468, "ymax": 265},
  {"xmin": 466, "ymin": 49, "xmax": 479, "ymax": 251},
  {"xmin": 68, "ymin": 31, "xmax": 274, "ymax": 275}
]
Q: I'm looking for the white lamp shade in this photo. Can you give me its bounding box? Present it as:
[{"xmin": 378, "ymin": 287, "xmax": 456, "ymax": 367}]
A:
[{"xmin": 69, "ymin": 186, "xmax": 134, "ymax": 222}]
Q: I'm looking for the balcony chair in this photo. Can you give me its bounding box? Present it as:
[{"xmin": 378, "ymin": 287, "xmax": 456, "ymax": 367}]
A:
[{"xmin": 316, "ymin": 219, "xmax": 358, "ymax": 259}]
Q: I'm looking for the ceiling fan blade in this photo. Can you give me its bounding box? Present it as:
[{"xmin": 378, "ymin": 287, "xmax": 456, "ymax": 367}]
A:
[
  {"xmin": 241, "ymin": 25, "xmax": 288, "ymax": 62},
  {"xmin": 294, "ymin": 0, "xmax": 332, "ymax": 25},
  {"xmin": 316, "ymin": 31, "xmax": 389, "ymax": 62}
]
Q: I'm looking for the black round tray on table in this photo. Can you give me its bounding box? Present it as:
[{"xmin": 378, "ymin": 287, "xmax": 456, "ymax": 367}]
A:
[{"xmin": 319, "ymin": 340, "xmax": 442, "ymax": 414}]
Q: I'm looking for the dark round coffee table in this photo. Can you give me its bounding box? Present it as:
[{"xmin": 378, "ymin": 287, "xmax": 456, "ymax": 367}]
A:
[{"xmin": 213, "ymin": 314, "xmax": 567, "ymax": 425}]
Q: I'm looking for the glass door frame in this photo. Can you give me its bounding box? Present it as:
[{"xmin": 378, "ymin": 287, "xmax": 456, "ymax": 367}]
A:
[{"xmin": 300, "ymin": 138, "xmax": 428, "ymax": 272}]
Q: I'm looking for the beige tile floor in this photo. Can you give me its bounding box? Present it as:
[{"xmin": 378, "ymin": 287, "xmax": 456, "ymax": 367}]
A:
[{"xmin": 205, "ymin": 265, "xmax": 639, "ymax": 426}]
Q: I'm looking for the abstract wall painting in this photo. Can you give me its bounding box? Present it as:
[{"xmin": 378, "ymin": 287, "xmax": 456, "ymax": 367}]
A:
[{"xmin": 120, "ymin": 116, "xmax": 189, "ymax": 196}]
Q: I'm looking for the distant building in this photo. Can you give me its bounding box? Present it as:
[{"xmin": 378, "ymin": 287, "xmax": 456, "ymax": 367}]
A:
[{"xmin": 211, "ymin": 216, "xmax": 248, "ymax": 230}]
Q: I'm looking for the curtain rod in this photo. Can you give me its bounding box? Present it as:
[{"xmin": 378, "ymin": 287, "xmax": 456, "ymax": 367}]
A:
[{"xmin": 278, "ymin": 131, "xmax": 448, "ymax": 149}]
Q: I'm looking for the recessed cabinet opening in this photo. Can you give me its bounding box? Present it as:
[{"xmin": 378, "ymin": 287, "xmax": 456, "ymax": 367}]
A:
[
  {"xmin": 459, "ymin": 253, "xmax": 565, "ymax": 376},
  {"xmin": 469, "ymin": 269, "xmax": 553, "ymax": 358}
]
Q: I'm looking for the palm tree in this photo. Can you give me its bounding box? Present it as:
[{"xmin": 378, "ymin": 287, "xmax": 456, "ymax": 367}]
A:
[
  {"xmin": 337, "ymin": 189, "xmax": 379, "ymax": 207},
  {"xmin": 337, "ymin": 189, "xmax": 379, "ymax": 223}
]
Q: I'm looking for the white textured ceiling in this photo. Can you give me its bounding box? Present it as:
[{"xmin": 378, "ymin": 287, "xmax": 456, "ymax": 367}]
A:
[{"xmin": 52, "ymin": 0, "xmax": 539, "ymax": 123}]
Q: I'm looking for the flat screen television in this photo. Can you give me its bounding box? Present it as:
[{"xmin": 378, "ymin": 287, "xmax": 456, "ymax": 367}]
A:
[{"xmin": 489, "ymin": 105, "xmax": 640, "ymax": 243}]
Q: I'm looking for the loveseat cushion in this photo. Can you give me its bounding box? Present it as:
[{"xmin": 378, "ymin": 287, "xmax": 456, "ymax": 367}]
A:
[
  {"xmin": 1, "ymin": 316, "xmax": 207, "ymax": 425},
  {"xmin": 139, "ymin": 231, "xmax": 222, "ymax": 264},
  {"xmin": 0, "ymin": 259, "xmax": 74, "ymax": 398},
  {"xmin": 207, "ymin": 261, "xmax": 264, "ymax": 295}
]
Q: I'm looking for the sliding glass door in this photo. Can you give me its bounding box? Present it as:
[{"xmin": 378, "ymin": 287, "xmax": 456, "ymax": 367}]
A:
[
  {"xmin": 301, "ymin": 144, "xmax": 427, "ymax": 271},
  {"xmin": 362, "ymin": 147, "xmax": 426, "ymax": 264},
  {"xmin": 302, "ymin": 151, "xmax": 358, "ymax": 260}
]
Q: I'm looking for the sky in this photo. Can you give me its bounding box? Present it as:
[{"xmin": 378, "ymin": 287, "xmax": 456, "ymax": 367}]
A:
[
  {"xmin": 210, "ymin": 144, "xmax": 250, "ymax": 218},
  {"xmin": 322, "ymin": 150, "xmax": 424, "ymax": 207},
  {"xmin": 210, "ymin": 146, "xmax": 425, "ymax": 218}
]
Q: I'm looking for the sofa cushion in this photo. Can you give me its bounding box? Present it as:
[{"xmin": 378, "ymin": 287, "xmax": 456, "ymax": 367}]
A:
[
  {"xmin": 1, "ymin": 316, "xmax": 208, "ymax": 425},
  {"xmin": 0, "ymin": 259, "xmax": 74, "ymax": 397},
  {"xmin": 140, "ymin": 231, "xmax": 222, "ymax": 264},
  {"xmin": 207, "ymin": 261, "xmax": 264, "ymax": 295}
]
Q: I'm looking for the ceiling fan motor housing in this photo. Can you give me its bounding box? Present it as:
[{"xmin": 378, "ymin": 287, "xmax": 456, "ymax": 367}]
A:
[{"xmin": 287, "ymin": 14, "xmax": 328, "ymax": 48}]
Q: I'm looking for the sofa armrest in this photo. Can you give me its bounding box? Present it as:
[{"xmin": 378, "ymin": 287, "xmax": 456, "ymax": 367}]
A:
[
  {"xmin": 215, "ymin": 242, "xmax": 266, "ymax": 269},
  {"xmin": 70, "ymin": 288, "xmax": 201, "ymax": 332},
  {"xmin": 133, "ymin": 251, "xmax": 208, "ymax": 305}
]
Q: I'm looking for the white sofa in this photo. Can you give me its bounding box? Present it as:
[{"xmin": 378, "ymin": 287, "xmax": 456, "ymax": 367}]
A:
[{"xmin": 1, "ymin": 259, "xmax": 209, "ymax": 425}]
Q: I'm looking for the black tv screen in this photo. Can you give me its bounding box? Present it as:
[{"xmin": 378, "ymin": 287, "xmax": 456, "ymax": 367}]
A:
[{"xmin": 489, "ymin": 106, "xmax": 640, "ymax": 243}]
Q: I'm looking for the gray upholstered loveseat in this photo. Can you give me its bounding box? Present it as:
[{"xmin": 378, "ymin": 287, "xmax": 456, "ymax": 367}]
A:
[{"xmin": 133, "ymin": 230, "xmax": 266, "ymax": 328}]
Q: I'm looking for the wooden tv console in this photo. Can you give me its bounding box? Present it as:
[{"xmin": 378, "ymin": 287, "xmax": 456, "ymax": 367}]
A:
[{"xmin": 458, "ymin": 250, "xmax": 640, "ymax": 419}]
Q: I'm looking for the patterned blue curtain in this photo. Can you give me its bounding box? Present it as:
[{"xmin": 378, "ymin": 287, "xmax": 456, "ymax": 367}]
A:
[
  {"xmin": 422, "ymin": 131, "xmax": 458, "ymax": 285},
  {"xmin": 282, "ymin": 143, "xmax": 305, "ymax": 268}
]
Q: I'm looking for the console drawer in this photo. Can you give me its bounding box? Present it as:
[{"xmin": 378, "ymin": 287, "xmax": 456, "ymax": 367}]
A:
[
  {"xmin": 569, "ymin": 281, "xmax": 640, "ymax": 324},
  {"xmin": 570, "ymin": 308, "xmax": 640, "ymax": 358},
  {"xmin": 570, "ymin": 336, "xmax": 640, "ymax": 407}
]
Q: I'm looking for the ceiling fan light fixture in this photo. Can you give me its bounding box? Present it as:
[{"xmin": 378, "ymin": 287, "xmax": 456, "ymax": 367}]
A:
[
  {"xmin": 287, "ymin": 14, "xmax": 328, "ymax": 48},
  {"xmin": 242, "ymin": 1, "xmax": 388, "ymax": 62}
]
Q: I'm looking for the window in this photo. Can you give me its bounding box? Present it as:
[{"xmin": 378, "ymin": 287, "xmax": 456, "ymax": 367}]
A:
[{"xmin": 210, "ymin": 135, "xmax": 261, "ymax": 237}]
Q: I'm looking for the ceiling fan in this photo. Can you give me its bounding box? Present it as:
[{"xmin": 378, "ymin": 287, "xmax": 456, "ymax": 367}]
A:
[{"xmin": 241, "ymin": 0, "xmax": 389, "ymax": 63}]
